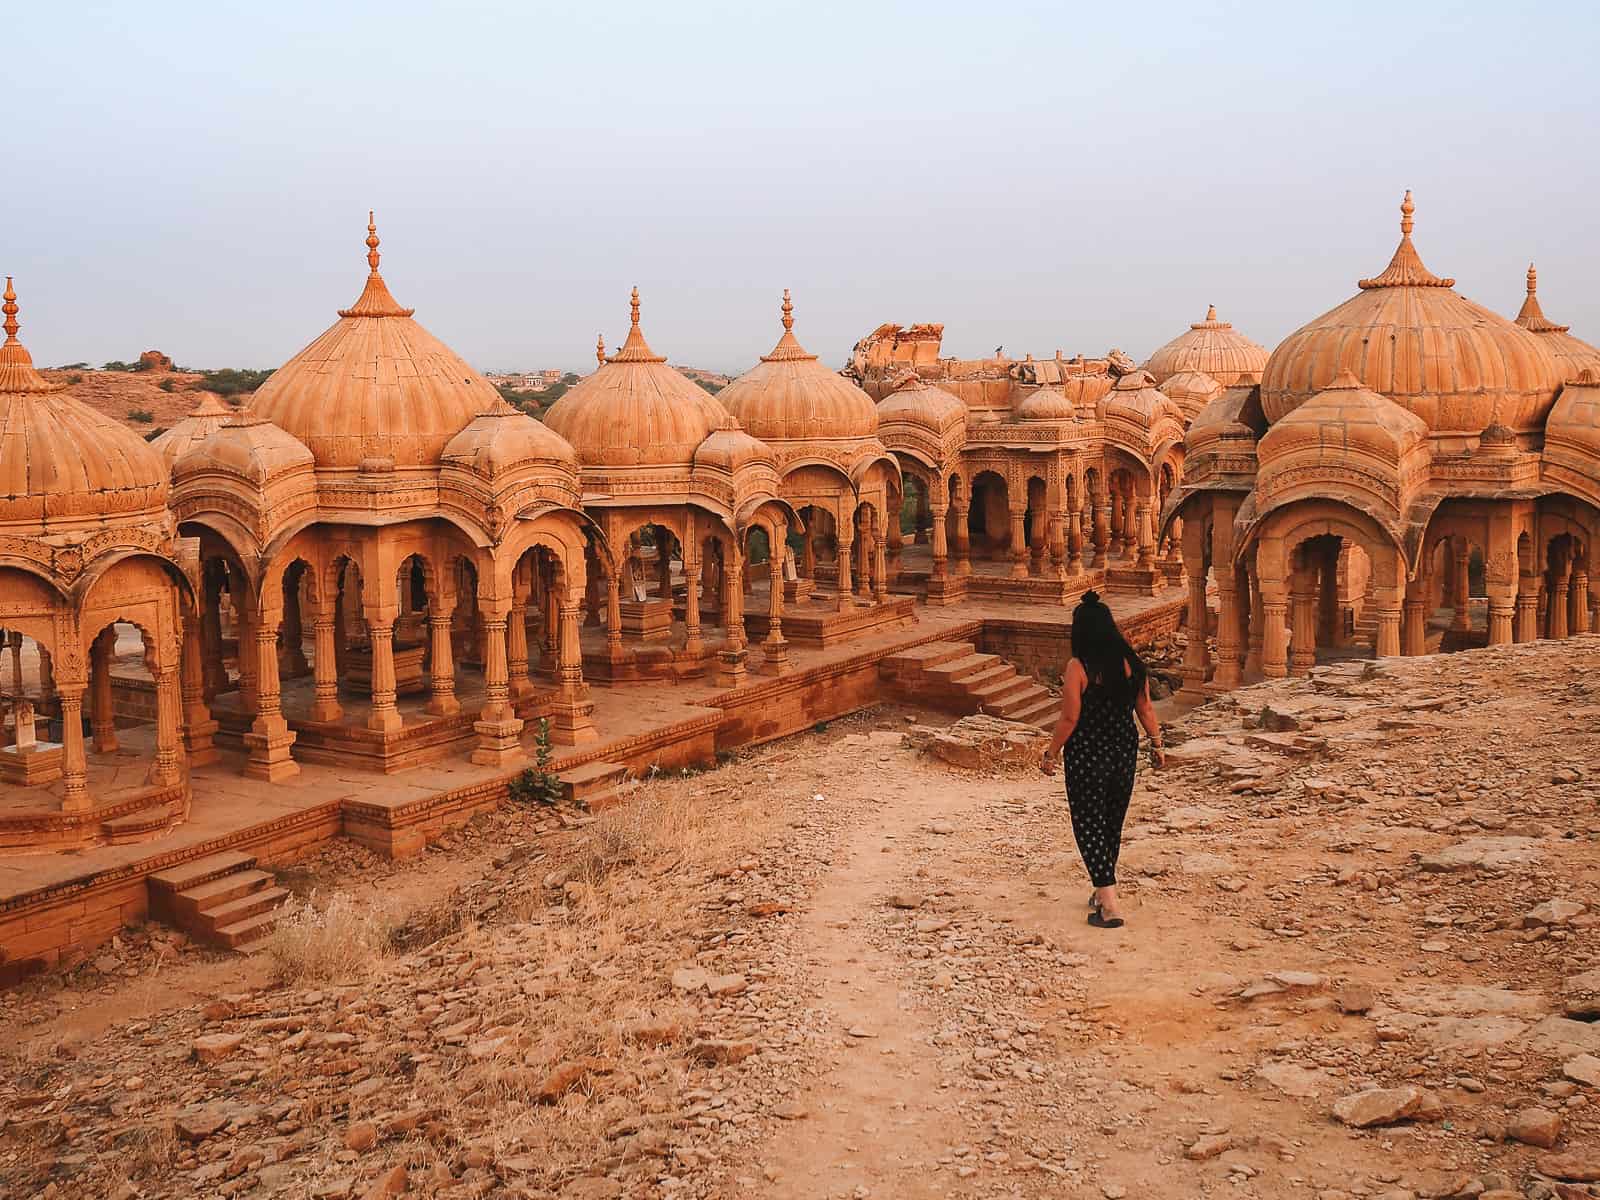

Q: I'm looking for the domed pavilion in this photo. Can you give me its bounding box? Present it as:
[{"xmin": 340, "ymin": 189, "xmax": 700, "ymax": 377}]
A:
[
  {"xmin": 1143, "ymin": 305, "xmax": 1269, "ymax": 390},
  {"xmin": 0, "ymin": 278, "xmax": 199, "ymax": 850},
  {"xmin": 544, "ymin": 288, "xmax": 799, "ymax": 681},
  {"xmin": 719, "ymin": 292, "xmax": 908, "ymax": 636},
  {"xmin": 169, "ymin": 216, "xmax": 600, "ymax": 779},
  {"xmin": 1165, "ymin": 193, "xmax": 1597, "ymax": 697}
]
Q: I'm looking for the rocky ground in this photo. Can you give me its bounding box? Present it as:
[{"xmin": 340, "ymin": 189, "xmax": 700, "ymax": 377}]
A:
[{"xmin": 2, "ymin": 637, "xmax": 1598, "ymax": 1200}]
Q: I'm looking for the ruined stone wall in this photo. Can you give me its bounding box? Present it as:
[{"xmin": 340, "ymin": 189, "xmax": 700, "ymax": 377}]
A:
[{"xmin": 977, "ymin": 601, "xmax": 1185, "ymax": 680}]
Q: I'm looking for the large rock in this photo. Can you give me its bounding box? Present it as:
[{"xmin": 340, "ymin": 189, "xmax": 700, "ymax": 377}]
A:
[
  {"xmin": 1331, "ymin": 1085, "xmax": 1444, "ymax": 1128},
  {"xmin": 1524, "ymin": 1016, "xmax": 1600, "ymax": 1059},
  {"xmin": 1562, "ymin": 968, "xmax": 1600, "ymax": 1018},
  {"xmin": 1541, "ymin": 1156, "xmax": 1600, "ymax": 1183},
  {"xmin": 1561, "ymin": 1054, "xmax": 1600, "ymax": 1088},
  {"xmin": 1507, "ymin": 1107, "xmax": 1562, "ymax": 1149},
  {"xmin": 912, "ymin": 714, "xmax": 1048, "ymax": 771},
  {"xmin": 191, "ymin": 1033, "xmax": 245, "ymax": 1063},
  {"xmin": 1418, "ymin": 837, "xmax": 1542, "ymax": 872},
  {"xmin": 1524, "ymin": 899, "xmax": 1587, "ymax": 928}
]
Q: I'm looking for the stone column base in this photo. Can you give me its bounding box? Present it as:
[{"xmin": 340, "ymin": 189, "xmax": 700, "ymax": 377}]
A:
[
  {"xmin": 550, "ymin": 697, "xmax": 599, "ymax": 746},
  {"xmin": 182, "ymin": 715, "xmax": 220, "ymax": 768},
  {"xmin": 714, "ymin": 649, "xmax": 748, "ymax": 687},
  {"xmin": 758, "ymin": 638, "xmax": 792, "ymax": 676},
  {"xmin": 243, "ymin": 721, "xmax": 299, "ymax": 782},
  {"xmin": 471, "ymin": 715, "xmax": 525, "ymax": 767},
  {"xmin": 367, "ymin": 707, "xmax": 404, "ymax": 734},
  {"xmin": 423, "ymin": 693, "xmax": 460, "ymax": 718},
  {"xmin": 308, "ymin": 698, "xmax": 343, "ymax": 723}
]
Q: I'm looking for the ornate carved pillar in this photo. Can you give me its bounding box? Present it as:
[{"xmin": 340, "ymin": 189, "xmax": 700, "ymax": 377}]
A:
[
  {"xmin": 1450, "ymin": 543, "xmax": 1472, "ymax": 632},
  {"xmin": 234, "ymin": 603, "xmax": 258, "ymax": 717},
  {"xmin": 1515, "ymin": 573, "xmax": 1539, "ymax": 642},
  {"xmin": 684, "ymin": 546, "xmax": 704, "ymax": 655},
  {"xmin": 507, "ymin": 600, "xmax": 532, "ymax": 702},
  {"xmin": 424, "ymin": 609, "xmax": 459, "ymax": 717},
  {"xmin": 365, "ymin": 615, "xmax": 403, "ymax": 734},
  {"xmin": 930, "ymin": 501, "xmax": 949, "ymax": 580},
  {"xmin": 1135, "ymin": 498, "xmax": 1156, "ymax": 571},
  {"xmin": 1180, "ymin": 571, "xmax": 1209, "ymax": 699},
  {"xmin": 1009, "ymin": 507, "xmax": 1029, "ymax": 578},
  {"xmin": 873, "ymin": 528, "xmax": 889, "ymax": 603},
  {"xmin": 1570, "ymin": 568, "xmax": 1590, "ymax": 636},
  {"xmin": 952, "ymin": 503, "xmax": 972, "ymax": 576},
  {"xmin": 835, "ymin": 527, "xmax": 854, "ymax": 606},
  {"xmin": 309, "ymin": 603, "xmax": 343, "ymax": 722},
  {"xmin": 855, "ymin": 524, "xmax": 872, "ymax": 598},
  {"xmin": 1261, "ymin": 599, "xmax": 1290, "ymax": 679},
  {"xmin": 90, "ymin": 627, "xmax": 118, "ymax": 753},
  {"xmin": 1402, "ymin": 575, "xmax": 1429, "ymax": 656},
  {"xmin": 716, "ymin": 551, "xmax": 748, "ymax": 686},
  {"xmin": 1374, "ymin": 598, "xmax": 1403, "ymax": 659},
  {"xmin": 605, "ymin": 566, "xmax": 625, "ymax": 663},
  {"xmin": 1244, "ymin": 575, "xmax": 1265, "ymax": 678},
  {"xmin": 243, "ymin": 617, "xmax": 298, "ymax": 781},
  {"xmin": 1289, "ymin": 580, "xmax": 1317, "ymax": 676},
  {"xmin": 1091, "ymin": 503, "xmax": 1110, "ymax": 568},
  {"xmin": 58, "ymin": 685, "xmax": 89, "ymax": 812},
  {"xmin": 201, "ymin": 578, "xmax": 226, "ymax": 700},
  {"xmin": 760, "ymin": 549, "xmax": 791, "ymax": 675},
  {"xmin": 1066, "ymin": 503, "xmax": 1083, "ymax": 572},
  {"xmin": 1550, "ymin": 565, "xmax": 1571, "ymax": 640},
  {"xmin": 470, "ymin": 610, "xmax": 524, "ymax": 765},
  {"xmin": 280, "ymin": 580, "xmax": 309, "ymax": 677},
  {"xmin": 551, "ymin": 597, "xmax": 598, "ymax": 744},
  {"xmin": 1213, "ymin": 580, "xmax": 1242, "ymax": 691},
  {"xmin": 6, "ymin": 630, "xmax": 22, "ymax": 693},
  {"xmin": 180, "ymin": 613, "xmax": 219, "ymax": 765},
  {"xmin": 151, "ymin": 663, "xmax": 182, "ymax": 786}
]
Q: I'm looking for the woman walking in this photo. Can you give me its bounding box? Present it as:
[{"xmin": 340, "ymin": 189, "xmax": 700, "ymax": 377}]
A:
[{"xmin": 1039, "ymin": 591, "xmax": 1165, "ymax": 929}]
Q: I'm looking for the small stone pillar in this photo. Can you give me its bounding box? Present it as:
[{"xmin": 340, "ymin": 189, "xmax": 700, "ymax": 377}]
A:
[
  {"xmin": 835, "ymin": 527, "xmax": 854, "ymax": 607},
  {"xmin": 90, "ymin": 628, "xmax": 119, "ymax": 753},
  {"xmin": 471, "ymin": 610, "xmax": 524, "ymax": 765},
  {"xmin": 1213, "ymin": 582, "xmax": 1242, "ymax": 691},
  {"xmin": 760, "ymin": 552, "xmax": 791, "ymax": 675},
  {"xmin": 551, "ymin": 599, "xmax": 598, "ymax": 745},
  {"xmin": 1289, "ymin": 584, "xmax": 1317, "ymax": 676},
  {"xmin": 873, "ymin": 531, "xmax": 889, "ymax": 603},
  {"xmin": 1091, "ymin": 504, "xmax": 1110, "ymax": 568},
  {"xmin": 930, "ymin": 502, "xmax": 949, "ymax": 580},
  {"xmin": 715, "ymin": 553, "xmax": 748, "ymax": 687},
  {"xmin": 425, "ymin": 610, "xmax": 459, "ymax": 717},
  {"xmin": 1515, "ymin": 574, "xmax": 1539, "ymax": 642},
  {"xmin": 684, "ymin": 549, "xmax": 705, "ymax": 655},
  {"xmin": 507, "ymin": 600, "xmax": 533, "ymax": 702},
  {"xmin": 1451, "ymin": 545, "xmax": 1472, "ymax": 632},
  {"xmin": 1375, "ymin": 602, "xmax": 1403, "ymax": 659},
  {"xmin": 1261, "ymin": 600, "xmax": 1289, "ymax": 679},
  {"xmin": 58, "ymin": 687, "xmax": 89, "ymax": 811},
  {"xmin": 1569, "ymin": 569, "xmax": 1590, "ymax": 636},
  {"xmin": 952, "ymin": 504, "xmax": 972, "ymax": 576},
  {"xmin": 604, "ymin": 570, "xmax": 626, "ymax": 664},
  {"xmin": 243, "ymin": 618, "xmax": 299, "ymax": 781},
  {"xmin": 364, "ymin": 616, "xmax": 404, "ymax": 734},
  {"xmin": 151, "ymin": 664, "xmax": 182, "ymax": 785},
  {"xmin": 1180, "ymin": 572, "xmax": 1209, "ymax": 699},
  {"xmin": 309, "ymin": 605, "xmax": 343, "ymax": 723},
  {"xmin": 180, "ymin": 615, "xmax": 219, "ymax": 766},
  {"xmin": 1009, "ymin": 507, "xmax": 1029, "ymax": 578}
]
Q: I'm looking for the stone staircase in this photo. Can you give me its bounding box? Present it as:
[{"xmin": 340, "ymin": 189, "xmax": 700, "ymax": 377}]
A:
[
  {"xmin": 880, "ymin": 641, "xmax": 1058, "ymax": 729},
  {"xmin": 557, "ymin": 761, "xmax": 630, "ymax": 812},
  {"xmin": 148, "ymin": 851, "xmax": 289, "ymax": 951}
]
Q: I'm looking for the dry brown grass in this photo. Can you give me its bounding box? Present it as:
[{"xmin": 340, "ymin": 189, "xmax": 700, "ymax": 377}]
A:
[{"xmin": 261, "ymin": 890, "xmax": 398, "ymax": 984}]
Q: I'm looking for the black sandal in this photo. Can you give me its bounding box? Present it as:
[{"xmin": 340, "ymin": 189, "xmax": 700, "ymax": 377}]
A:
[{"xmin": 1087, "ymin": 909, "xmax": 1125, "ymax": 929}]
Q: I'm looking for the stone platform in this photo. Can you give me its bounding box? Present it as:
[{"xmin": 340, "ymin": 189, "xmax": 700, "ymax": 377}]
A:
[{"xmin": 0, "ymin": 593, "xmax": 1185, "ymax": 982}]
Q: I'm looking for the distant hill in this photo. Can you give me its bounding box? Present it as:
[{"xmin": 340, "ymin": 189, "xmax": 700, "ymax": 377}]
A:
[{"xmin": 40, "ymin": 360, "xmax": 271, "ymax": 439}]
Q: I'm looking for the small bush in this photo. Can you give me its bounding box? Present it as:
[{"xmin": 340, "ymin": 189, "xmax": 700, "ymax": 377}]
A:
[
  {"xmin": 195, "ymin": 367, "xmax": 274, "ymax": 397},
  {"xmin": 102, "ymin": 360, "xmax": 136, "ymax": 372},
  {"xmin": 696, "ymin": 379, "xmax": 723, "ymax": 394},
  {"xmin": 509, "ymin": 718, "xmax": 564, "ymax": 806},
  {"xmin": 65, "ymin": 372, "xmax": 83, "ymax": 385},
  {"xmin": 143, "ymin": 428, "xmax": 166, "ymax": 442},
  {"xmin": 262, "ymin": 891, "xmax": 396, "ymax": 983},
  {"xmin": 127, "ymin": 408, "xmax": 154, "ymax": 423},
  {"xmin": 157, "ymin": 378, "xmax": 175, "ymax": 392}
]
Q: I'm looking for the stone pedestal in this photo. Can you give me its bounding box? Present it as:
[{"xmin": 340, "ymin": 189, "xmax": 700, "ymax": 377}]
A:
[
  {"xmin": 470, "ymin": 715, "xmax": 525, "ymax": 767},
  {"xmin": 0, "ymin": 741, "xmax": 64, "ymax": 785},
  {"xmin": 782, "ymin": 578, "xmax": 816, "ymax": 605},
  {"xmin": 342, "ymin": 644, "xmax": 427, "ymax": 697},
  {"xmin": 242, "ymin": 719, "xmax": 299, "ymax": 782},
  {"xmin": 619, "ymin": 599, "xmax": 674, "ymax": 641}
]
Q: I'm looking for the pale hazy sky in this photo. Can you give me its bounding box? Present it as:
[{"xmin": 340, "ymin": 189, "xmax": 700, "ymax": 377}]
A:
[{"xmin": 10, "ymin": 1, "xmax": 1600, "ymax": 375}]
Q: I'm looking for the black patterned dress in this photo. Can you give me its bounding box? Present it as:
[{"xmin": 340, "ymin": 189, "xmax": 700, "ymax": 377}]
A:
[{"xmin": 1062, "ymin": 672, "xmax": 1140, "ymax": 888}]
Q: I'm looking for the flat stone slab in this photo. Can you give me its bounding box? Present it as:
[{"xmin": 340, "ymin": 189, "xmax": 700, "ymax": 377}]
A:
[{"xmin": 1418, "ymin": 837, "xmax": 1543, "ymax": 873}]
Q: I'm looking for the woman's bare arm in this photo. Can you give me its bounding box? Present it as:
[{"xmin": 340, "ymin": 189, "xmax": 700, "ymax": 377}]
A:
[
  {"xmin": 1040, "ymin": 660, "xmax": 1084, "ymax": 771},
  {"xmin": 1133, "ymin": 676, "xmax": 1166, "ymax": 766}
]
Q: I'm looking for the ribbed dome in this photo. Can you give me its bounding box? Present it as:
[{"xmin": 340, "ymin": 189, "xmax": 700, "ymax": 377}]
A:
[
  {"xmin": 876, "ymin": 377, "xmax": 967, "ymax": 434},
  {"xmin": 1544, "ymin": 367, "xmax": 1600, "ymax": 488},
  {"xmin": 1014, "ymin": 387, "xmax": 1077, "ymax": 421},
  {"xmin": 1514, "ymin": 264, "xmax": 1600, "ymax": 383},
  {"xmin": 0, "ymin": 279, "xmax": 169, "ymax": 528},
  {"xmin": 544, "ymin": 289, "xmax": 738, "ymax": 468},
  {"xmin": 174, "ymin": 412, "xmax": 316, "ymax": 486},
  {"xmin": 1158, "ymin": 369, "xmax": 1224, "ymax": 423},
  {"xmin": 1261, "ymin": 193, "xmax": 1563, "ymax": 438},
  {"xmin": 441, "ymin": 398, "xmax": 578, "ymax": 482},
  {"xmin": 1143, "ymin": 305, "xmax": 1269, "ymax": 388},
  {"xmin": 719, "ymin": 292, "xmax": 879, "ymax": 442},
  {"xmin": 152, "ymin": 393, "xmax": 234, "ymax": 467},
  {"xmin": 1102, "ymin": 369, "xmax": 1182, "ymax": 426},
  {"xmin": 246, "ymin": 215, "xmax": 500, "ymax": 469}
]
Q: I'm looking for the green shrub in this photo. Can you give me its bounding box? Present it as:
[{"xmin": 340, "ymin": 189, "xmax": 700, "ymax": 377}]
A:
[
  {"xmin": 65, "ymin": 372, "xmax": 83, "ymax": 385},
  {"xmin": 508, "ymin": 718, "xmax": 564, "ymax": 806},
  {"xmin": 696, "ymin": 379, "xmax": 723, "ymax": 394},
  {"xmin": 102, "ymin": 360, "xmax": 136, "ymax": 372},
  {"xmin": 157, "ymin": 378, "xmax": 176, "ymax": 392},
  {"xmin": 195, "ymin": 367, "xmax": 274, "ymax": 397},
  {"xmin": 128, "ymin": 408, "xmax": 154, "ymax": 423}
]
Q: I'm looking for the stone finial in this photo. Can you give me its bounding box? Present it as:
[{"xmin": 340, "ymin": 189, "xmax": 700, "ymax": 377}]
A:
[
  {"xmin": 781, "ymin": 288, "xmax": 794, "ymax": 333},
  {"xmin": 1400, "ymin": 190, "xmax": 1415, "ymax": 237},
  {"xmin": 366, "ymin": 211, "xmax": 381, "ymax": 274},
  {"xmin": 596, "ymin": 333, "xmax": 606, "ymax": 365},
  {"xmin": 2, "ymin": 277, "xmax": 17, "ymax": 343},
  {"xmin": 630, "ymin": 285, "xmax": 641, "ymax": 328},
  {"xmin": 1527, "ymin": 263, "xmax": 1538, "ymax": 298},
  {"xmin": 1205, "ymin": 304, "xmax": 1217, "ymax": 322}
]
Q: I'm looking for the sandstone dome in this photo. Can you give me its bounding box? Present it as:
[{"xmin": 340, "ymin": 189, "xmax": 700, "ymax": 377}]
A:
[
  {"xmin": 440, "ymin": 398, "xmax": 579, "ymax": 484},
  {"xmin": 1158, "ymin": 369, "xmax": 1224, "ymax": 423},
  {"xmin": 876, "ymin": 377, "xmax": 966, "ymax": 433},
  {"xmin": 152, "ymin": 393, "xmax": 234, "ymax": 467},
  {"xmin": 1514, "ymin": 264, "xmax": 1600, "ymax": 383},
  {"xmin": 543, "ymin": 289, "xmax": 739, "ymax": 468},
  {"xmin": 173, "ymin": 412, "xmax": 316, "ymax": 487},
  {"xmin": 0, "ymin": 279, "xmax": 169, "ymax": 527},
  {"xmin": 1101, "ymin": 369, "xmax": 1182, "ymax": 426},
  {"xmin": 1143, "ymin": 305, "xmax": 1268, "ymax": 388},
  {"xmin": 245, "ymin": 216, "xmax": 501, "ymax": 470},
  {"xmin": 1261, "ymin": 194, "xmax": 1563, "ymax": 441},
  {"xmin": 1543, "ymin": 367, "xmax": 1600, "ymax": 495},
  {"xmin": 719, "ymin": 292, "xmax": 879, "ymax": 442},
  {"xmin": 1014, "ymin": 387, "xmax": 1077, "ymax": 421}
]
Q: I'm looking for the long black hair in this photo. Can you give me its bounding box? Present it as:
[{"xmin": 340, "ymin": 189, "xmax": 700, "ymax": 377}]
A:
[{"xmin": 1070, "ymin": 590, "xmax": 1147, "ymax": 707}]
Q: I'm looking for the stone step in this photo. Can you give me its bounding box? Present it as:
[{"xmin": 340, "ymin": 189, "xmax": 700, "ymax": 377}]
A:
[
  {"xmin": 148, "ymin": 850, "xmax": 258, "ymax": 897},
  {"xmin": 924, "ymin": 653, "xmax": 1002, "ymax": 684},
  {"xmin": 101, "ymin": 802, "xmax": 176, "ymax": 844},
  {"xmin": 174, "ymin": 869, "xmax": 276, "ymax": 919},
  {"xmin": 213, "ymin": 910, "xmax": 282, "ymax": 950},
  {"xmin": 557, "ymin": 761, "xmax": 629, "ymax": 806},
  {"xmin": 878, "ymin": 641, "xmax": 974, "ymax": 676},
  {"xmin": 969, "ymin": 674, "xmax": 1034, "ymax": 706},
  {"xmin": 198, "ymin": 886, "xmax": 290, "ymax": 935},
  {"xmin": 993, "ymin": 693, "xmax": 1059, "ymax": 727}
]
